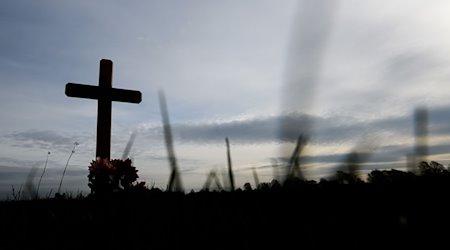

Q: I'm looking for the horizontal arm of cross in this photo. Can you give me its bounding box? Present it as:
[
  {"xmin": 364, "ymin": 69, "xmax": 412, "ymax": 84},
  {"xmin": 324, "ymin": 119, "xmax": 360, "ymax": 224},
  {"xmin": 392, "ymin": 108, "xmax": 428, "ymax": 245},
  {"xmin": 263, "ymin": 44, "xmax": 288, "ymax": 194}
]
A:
[{"xmin": 65, "ymin": 83, "xmax": 142, "ymax": 103}]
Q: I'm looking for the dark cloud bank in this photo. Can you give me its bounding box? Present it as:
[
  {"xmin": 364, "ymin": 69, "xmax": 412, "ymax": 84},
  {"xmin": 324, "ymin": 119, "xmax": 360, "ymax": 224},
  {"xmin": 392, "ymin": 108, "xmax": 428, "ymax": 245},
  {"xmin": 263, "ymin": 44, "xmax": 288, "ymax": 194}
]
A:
[
  {"xmin": 168, "ymin": 106, "xmax": 449, "ymax": 143},
  {"xmin": 7, "ymin": 105, "xmax": 450, "ymax": 163},
  {"xmin": 165, "ymin": 105, "xmax": 450, "ymax": 165}
]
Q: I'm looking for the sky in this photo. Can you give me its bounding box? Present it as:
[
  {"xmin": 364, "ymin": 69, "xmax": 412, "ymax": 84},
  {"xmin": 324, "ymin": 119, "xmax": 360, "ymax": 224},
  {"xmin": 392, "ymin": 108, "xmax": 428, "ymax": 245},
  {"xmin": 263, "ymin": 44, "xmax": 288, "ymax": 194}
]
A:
[{"xmin": 2, "ymin": 0, "xmax": 450, "ymax": 199}]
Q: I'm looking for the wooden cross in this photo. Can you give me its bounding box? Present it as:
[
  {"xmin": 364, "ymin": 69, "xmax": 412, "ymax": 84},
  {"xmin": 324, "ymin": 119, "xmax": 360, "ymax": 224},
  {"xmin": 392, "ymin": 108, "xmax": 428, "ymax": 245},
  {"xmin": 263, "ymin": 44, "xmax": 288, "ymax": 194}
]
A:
[{"xmin": 65, "ymin": 59, "xmax": 142, "ymax": 160}]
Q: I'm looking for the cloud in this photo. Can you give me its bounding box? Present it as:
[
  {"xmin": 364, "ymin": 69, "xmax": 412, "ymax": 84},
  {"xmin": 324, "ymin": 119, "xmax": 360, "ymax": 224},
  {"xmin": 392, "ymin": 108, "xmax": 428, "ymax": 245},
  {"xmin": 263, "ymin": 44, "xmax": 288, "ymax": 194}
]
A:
[
  {"xmin": 383, "ymin": 51, "xmax": 442, "ymax": 84},
  {"xmin": 6, "ymin": 104, "xmax": 450, "ymax": 169},
  {"xmin": 5, "ymin": 130, "xmax": 81, "ymax": 150},
  {"xmin": 173, "ymin": 113, "xmax": 311, "ymax": 144},
  {"xmin": 137, "ymin": 105, "xmax": 450, "ymax": 146}
]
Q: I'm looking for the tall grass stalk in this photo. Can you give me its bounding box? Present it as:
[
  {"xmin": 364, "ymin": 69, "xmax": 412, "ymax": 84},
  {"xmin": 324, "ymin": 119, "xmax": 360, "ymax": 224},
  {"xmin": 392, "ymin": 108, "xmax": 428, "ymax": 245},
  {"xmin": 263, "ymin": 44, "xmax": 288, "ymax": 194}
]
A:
[
  {"xmin": 57, "ymin": 142, "xmax": 78, "ymax": 194},
  {"xmin": 36, "ymin": 151, "xmax": 51, "ymax": 199},
  {"xmin": 287, "ymin": 135, "xmax": 306, "ymax": 180},
  {"xmin": 158, "ymin": 90, "xmax": 183, "ymax": 192},
  {"xmin": 10, "ymin": 184, "xmax": 23, "ymax": 201},
  {"xmin": 226, "ymin": 137, "xmax": 235, "ymax": 191}
]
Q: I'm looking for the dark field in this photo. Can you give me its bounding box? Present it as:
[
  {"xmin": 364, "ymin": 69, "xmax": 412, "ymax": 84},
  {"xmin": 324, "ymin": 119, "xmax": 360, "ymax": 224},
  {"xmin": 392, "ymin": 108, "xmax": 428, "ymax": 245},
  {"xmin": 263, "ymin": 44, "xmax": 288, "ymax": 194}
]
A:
[{"xmin": 1, "ymin": 174, "xmax": 450, "ymax": 250}]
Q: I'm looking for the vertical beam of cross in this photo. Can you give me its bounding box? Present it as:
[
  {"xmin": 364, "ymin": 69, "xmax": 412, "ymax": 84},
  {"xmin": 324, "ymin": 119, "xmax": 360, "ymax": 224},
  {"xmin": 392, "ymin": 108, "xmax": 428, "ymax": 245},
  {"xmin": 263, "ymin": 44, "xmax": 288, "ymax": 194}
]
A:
[
  {"xmin": 65, "ymin": 59, "xmax": 142, "ymax": 160},
  {"xmin": 97, "ymin": 59, "xmax": 113, "ymax": 159}
]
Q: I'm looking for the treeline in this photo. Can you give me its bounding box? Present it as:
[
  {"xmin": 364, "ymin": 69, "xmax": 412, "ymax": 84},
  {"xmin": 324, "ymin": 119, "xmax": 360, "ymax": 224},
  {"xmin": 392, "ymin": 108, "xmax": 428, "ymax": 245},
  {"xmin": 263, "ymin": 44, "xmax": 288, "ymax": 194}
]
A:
[{"xmin": 184, "ymin": 160, "xmax": 450, "ymax": 193}]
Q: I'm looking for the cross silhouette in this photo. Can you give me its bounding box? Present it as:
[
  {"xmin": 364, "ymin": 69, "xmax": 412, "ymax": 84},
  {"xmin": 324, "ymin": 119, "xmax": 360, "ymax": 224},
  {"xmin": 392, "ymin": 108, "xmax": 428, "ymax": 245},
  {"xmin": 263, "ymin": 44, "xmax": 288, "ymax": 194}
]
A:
[{"xmin": 65, "ymin": 59, "xmax": 142, "ymax": 160}]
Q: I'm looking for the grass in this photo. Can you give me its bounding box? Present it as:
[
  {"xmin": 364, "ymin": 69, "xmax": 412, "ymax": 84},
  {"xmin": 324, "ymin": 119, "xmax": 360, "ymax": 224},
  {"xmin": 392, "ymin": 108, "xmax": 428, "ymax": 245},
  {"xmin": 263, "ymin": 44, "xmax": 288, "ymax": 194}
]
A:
[
  {"xmin": 2, "ymin": 164, "xmax": 450, "ymax": 249},
  {"xmin": 57, "ymin": 142, "xmax": 78, "ymax": 195},
  {"xmin": 36, "ymin": 151, "xmax": 50, "ymax": 199}
]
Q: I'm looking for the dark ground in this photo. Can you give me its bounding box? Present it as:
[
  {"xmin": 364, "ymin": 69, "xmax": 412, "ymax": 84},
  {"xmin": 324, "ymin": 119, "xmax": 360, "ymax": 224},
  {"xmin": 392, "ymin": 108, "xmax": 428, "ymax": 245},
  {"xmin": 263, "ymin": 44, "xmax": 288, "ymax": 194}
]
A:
[{"xmin": 1, "ymin": 179, "xmax": 450, "ymax": 250}]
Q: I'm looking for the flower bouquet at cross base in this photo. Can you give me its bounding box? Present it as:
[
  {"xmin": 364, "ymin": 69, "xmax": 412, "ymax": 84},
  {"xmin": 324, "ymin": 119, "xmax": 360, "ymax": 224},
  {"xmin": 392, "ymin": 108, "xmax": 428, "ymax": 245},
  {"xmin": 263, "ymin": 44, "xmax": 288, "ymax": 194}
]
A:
[{"xmin": 88, "ymin": 158, "xmax": 148, "ymax": 196}]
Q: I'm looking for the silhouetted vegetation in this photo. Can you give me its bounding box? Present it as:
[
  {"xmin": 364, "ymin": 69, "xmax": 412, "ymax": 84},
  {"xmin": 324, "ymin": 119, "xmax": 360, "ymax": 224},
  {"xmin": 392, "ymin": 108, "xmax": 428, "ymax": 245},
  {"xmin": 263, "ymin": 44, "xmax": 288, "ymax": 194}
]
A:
[{"xmin": 2, "ymin": 160, "xmax": 450, "ymax": 249}]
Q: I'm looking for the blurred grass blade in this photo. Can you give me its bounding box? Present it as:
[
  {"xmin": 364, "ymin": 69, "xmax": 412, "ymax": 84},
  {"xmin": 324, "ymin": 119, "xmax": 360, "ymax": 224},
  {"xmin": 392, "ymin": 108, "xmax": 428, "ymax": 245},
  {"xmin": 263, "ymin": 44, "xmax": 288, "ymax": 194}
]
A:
[
  {"xmin": 279, "ymin": 0, "xmax": 337, "ymax": 179},
  {"xmin": 412, "ymin": 106, "xmax": 428, "ymax": 172},
  {"xmin": 226, "ymin": 137, "xmax": 235, "ymax": 191},
  {"xmin": 25, "ymin": 167, "xmax": 37, "ymax": 200},
  {"xmin": 333, "ymin": 137, "xmax": 378, "ymax": 183},
  {"xmin": 158, "ymin": 90, "xmax": 183, "ymax": 192},
  {"xmin": 252, "ymin": 167, "xmax": 260, "ymax": 188},
  {"xmin": 203, "ymin": 169, "xmax": 223, "ymax": 191},
  {"xmin": 122, "ymin": 130, "xmax": 137, "ymax": 160},
  {"xmin": 286, "ymin": 134, "xmax": 307, "ymax": 180}
]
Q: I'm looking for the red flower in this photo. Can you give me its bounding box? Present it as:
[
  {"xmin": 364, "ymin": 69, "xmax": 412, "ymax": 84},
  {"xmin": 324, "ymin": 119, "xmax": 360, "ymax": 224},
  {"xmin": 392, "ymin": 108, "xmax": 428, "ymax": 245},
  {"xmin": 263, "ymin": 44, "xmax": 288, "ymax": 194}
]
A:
[{"xmin": 88, "ymin": 158, "xmax": 144, "ymax": 195}]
